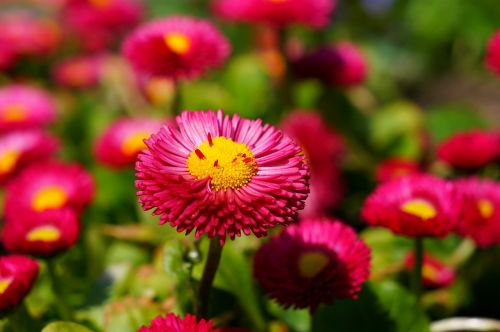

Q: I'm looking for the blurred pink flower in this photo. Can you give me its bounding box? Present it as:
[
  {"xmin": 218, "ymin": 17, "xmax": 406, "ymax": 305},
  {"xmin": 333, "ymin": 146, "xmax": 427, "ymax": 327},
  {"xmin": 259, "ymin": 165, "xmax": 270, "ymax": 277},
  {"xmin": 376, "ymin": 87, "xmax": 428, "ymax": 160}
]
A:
[
  {"xmin": 138, "ymin": 313, "xmax": 220, "ymax": 332},
  {"xmin": 375, "ymin": 157, "xmax": 421, "ymax": 182},
  {"xmin": 405, "ymin": 252, "xmax": 455, "ymax": 289},
  {"xmin": 486, "ymin": 29, "xmax": 500, "ymax": 76},
  {"xmin": 52, "ymin": 54, "xmax": 106, "ymax": 89}
]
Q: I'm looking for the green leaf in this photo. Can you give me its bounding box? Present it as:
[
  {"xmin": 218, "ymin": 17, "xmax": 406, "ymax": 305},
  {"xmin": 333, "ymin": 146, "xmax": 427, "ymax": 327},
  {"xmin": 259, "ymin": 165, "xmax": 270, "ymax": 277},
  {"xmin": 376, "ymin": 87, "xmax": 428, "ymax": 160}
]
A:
[
  {"xmin": 267, "ymin": 300, "xmax": 311, "ymax": 332},
  {"xmin": 312, "ymin": 281, "xmax": 430, "ymax": 332},
  {"xmin": 426, "ymin": 105, "xmax": 487, "ymax": 142},
  {"xmin": 41, "ymin": 321, "xmax": 94, "ymax": 332}
]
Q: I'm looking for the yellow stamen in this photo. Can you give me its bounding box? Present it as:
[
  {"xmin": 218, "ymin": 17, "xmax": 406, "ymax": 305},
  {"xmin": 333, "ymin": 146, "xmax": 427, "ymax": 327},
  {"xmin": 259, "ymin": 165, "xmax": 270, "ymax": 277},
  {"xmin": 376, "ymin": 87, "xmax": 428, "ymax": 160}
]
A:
[
  {"xmin": 187, "ymin": 135, "xmax": 257, "ymax": 191},
  {"xmin": 298, "ymin": 252, "xmax": 329, "ymax": 279},
  {"xmin": 122, "ymin": 131, "xmax": 150, "ymax": 157},
  {"xmin": 88, "ymin": 0, "xmax": 112, "ymax": 8},
  {"xmin": 401, "ymin": 199, "xmax": 437, "ymax": 220},
  {"xmin": 0, "ymin": 278, "xmax": 12, "ymax": 294},
  {"xmin": 3, "ymin": 104, "xmax": 27, "ymax": 122},
  {"xmin": 0, "ymin": 150, "xmax": 20, "ymax": 174},
  {"xmin": 164, "ymin": 33, "xmax": 191, "ymax": 55},
  {"xmin": 26, "ymin": 226, "xmax": 61, "ymax": 242},
  {"xmin": 478, "ymin": 199, "xmax": 494, "ymax": 219},
  {"xmin": 32, "ymin": 186, "xmax": 68, "ymax": 212}
]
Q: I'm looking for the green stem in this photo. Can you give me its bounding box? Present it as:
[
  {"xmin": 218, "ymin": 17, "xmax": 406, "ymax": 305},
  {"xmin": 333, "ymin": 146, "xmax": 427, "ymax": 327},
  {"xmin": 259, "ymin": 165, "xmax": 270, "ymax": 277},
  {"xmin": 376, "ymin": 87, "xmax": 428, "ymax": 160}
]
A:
[
  {"xmin": 171, "ymin": 80, "xmax": 182, "ymax": 116},
  {"xmin": 46, "ymin": 260, "xmax": 72, "ymax": 320},
  {"xmin": 412, "ymin": 237, "xmax": 424, "ymax": 302},
  {"xmin": 8, "ymin": 303, "xmax": 29, "ymax": 332},
  {"xmin": 196, "ymin": 237, "xmax": 223, "ymax": 319}
]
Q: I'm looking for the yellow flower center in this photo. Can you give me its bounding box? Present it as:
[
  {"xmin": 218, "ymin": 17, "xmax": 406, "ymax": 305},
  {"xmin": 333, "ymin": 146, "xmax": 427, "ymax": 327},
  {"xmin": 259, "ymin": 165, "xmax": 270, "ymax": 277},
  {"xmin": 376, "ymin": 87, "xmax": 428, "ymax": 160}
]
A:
[
  {"xmin": 401, "ymin": 199, "xmax": 437, "ymax": 220},
  {"xmin": 3, "ymin": 104, "xmax": 27, "ymax": 122},
  {"xmin": 164, "ymin": 33, "xmax": 191, "ymax": 55},
  {"xmin": 187, "ymin": 135, "xmax": 257, "ymax": 191},
  {"xmin": 88, "ymin": 0, "xmax": 112, "ymax": 8},
  {"xmin": 32, "ymin": 186, "xmax": 68, "ymax": 212},
  {"xmin": 122, "ymin": 131, "xmax": 150, "ymax": 157},
  {"xmin": 298, "ymin": 252, "xmax": 330, "ymax": 279},
  {"xmin": 422, "ymin": 264, "xmax": 439, "ymax": 281},
  {"xmin": 478, "ymin": 199, "xmax": 494, "ymax": 219},
  {"xmin": 0, "ymin": 150, "xmax": 20, "ymax": 174},
  {"xmin": 26, "ymin": 225, "xmax": 61, "ymax": 242},
  {"xmin": 0, "ymin": 278, "xmax": 12, "ymax": 294}
]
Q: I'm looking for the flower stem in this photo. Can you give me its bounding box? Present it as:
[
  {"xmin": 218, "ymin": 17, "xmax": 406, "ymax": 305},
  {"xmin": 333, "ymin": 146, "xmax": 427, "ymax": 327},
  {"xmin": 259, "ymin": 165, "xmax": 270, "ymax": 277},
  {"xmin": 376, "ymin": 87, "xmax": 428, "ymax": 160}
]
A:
[
  {"xmin": 412, "ymin": 237, "xmax": 424, "ymax": 302},
  {"xmin": 8, "ymin": 303, "xmax": 29, "ymax": 332},
  {"xmin": 46, "ymin": 259, "xmax": 72, "ymax": 320},
  {"xmin": 196, "ymin": 237, "xmax": 223, "ymax": 319},
  {"xmin": 171, "ymin": 79, "xmax": 182, "ymax": 116}
]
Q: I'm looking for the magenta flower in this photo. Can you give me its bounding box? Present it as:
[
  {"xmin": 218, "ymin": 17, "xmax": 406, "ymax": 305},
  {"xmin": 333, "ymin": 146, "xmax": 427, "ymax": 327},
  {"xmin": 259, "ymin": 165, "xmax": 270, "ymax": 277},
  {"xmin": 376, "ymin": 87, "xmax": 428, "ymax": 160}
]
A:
[
  {"xmin": 52, "ymin": 54, "xmax": 107, "ymax": 89},
  {"xmin": 95, "ymin": 117, "xmax": 164, "ymax": 168},
  {"xmin": 212, "ymin": 0, "xmax": 335, "ymax": 29},
  {"xmin": 404, "ymin": 252, "xmax": 455, "ymax": 289},
  {"xmin": 486, "ymin": 29, "xmax": 500, "ymax": 76},
  {"xmin": 138, "ymin": 313, "xmax": 220, "ymax": 332},
  {"xmin": 0, "ymin": 85, "xmax": 57, "ymax": 132},
  {"xmin": 123, "ymin": 16, "xmax": 231, "ymax": 80},
  {"xmin": 254, "ymin": 217, "xmax": 371, "ymax": 311},
  {"xmin": 136, "ymin": 110, "xmax": 309, "ymax": 243},
  {"xmin": 375, "ymin": 157, "xmax": 421, "ymax": 182}
]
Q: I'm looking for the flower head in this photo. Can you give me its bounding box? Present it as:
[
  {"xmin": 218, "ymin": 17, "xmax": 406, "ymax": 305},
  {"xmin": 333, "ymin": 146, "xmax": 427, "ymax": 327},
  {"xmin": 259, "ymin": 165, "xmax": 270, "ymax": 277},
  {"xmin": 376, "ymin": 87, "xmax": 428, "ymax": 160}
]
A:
[
  {"xmin": 486, "ymin": 29, "xmax": 500, "ymax": 76},
  {"xmin": 212, "ymin": 0, "xmax": 335, "ymax": 29},
  {"xmin": 95, "ymin": 117, "xmax": 164, "ymax": 168},
  {"xmin": 0, "ymin": 129, "xmax": 59, "ymax": 184},
  {"xmin": 454, "ymin": 177, "xmax": 500, "ymax": 247},
  {"xmin": 405, "ymin": 252, "xmax": 455, "ymax": 289},
  {"xmin": 375, "ymin": 157, "xmax": 421, "ymax": 182},
  {"xmin": 361, "ymin": 175, "xmax": 456, "ymax": 238},
  {"xmin": 437, "ymin": 130, "xmax": 499, "ymax": 170},
  {"xmin": 0, "ymin": 85, "xmax": 57, "ymax": 132},
  {"xmin": 254, "ymin": 217, "xmax": 370, "ymax": 311},
  {"xmin": 4, "ymin": 161, "xmax": 94, "ymax": 221},
  {"xmin": 123, "ymin": 16, "xmax": 231, "ymax": 80},
  {"xmin": 136, "ymin": 110, "xmax": 309, "ymax": 243},
  {"xmin": 2, "ymin": 209, "xmax": 80, "ymax": 258},
  {"xmin": 138, "ymin": 313, "xmax": 219, "ymax": 332},
  {"xmin": 0, "ymin": 255, "xmax": 39, "ymax": 316},
  {"xmin": 52, "ymin": 54, "xmax": 106, "ymax": 89}
]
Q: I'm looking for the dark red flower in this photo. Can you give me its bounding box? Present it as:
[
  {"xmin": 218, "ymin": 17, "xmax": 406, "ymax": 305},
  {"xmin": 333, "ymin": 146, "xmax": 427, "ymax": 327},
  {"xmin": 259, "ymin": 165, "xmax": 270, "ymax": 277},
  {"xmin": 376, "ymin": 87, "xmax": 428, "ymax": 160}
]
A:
[
  {"xmin": 375, "ymin": 158, "xmax": 421, "ymax": 182},
  {"xmin": 405, "ymin": 252, "xmax": 455, "ymax": 289}
]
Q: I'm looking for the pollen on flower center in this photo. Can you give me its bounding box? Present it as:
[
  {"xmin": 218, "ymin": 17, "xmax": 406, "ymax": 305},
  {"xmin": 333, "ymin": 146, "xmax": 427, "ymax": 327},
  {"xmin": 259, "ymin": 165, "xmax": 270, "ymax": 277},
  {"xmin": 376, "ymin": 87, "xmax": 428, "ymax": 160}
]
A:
[
  {"xmin": 0, "ymin": 150, "xmax": 20, "ymax": 174},
  {"xmin": 401, "ymin": 198, "xmax": 437, "ymax": 220},
  {"xmin": 0, "ymin": 278, "xmax": 12, "ymax": 294},
  {"xmin": 32, "ymin": 186, "xmax": 68, "ymax": 212},
  {"xmin": 478, "ymin": 199, "xmax": 494, "ymax": 219},
  {"xmin": 422, "ymin": 264, "xmax": 439, "ymax": 281},
  {"xmin": 122, "ymin": 131, "xmax": 150, "ymax": 156},
  {"xmin": 164, "ymin": 33, "xmax": 191, "ymax": 55},
  {"xmin": 26, "ymin": 225, "xmax": 61, "ymax": 242},
  {"xmin": 88, "ymin": 0, "xmax": 112, "ymax": 8},
  {"xmin": 298, "ymin": 251, "xmax": 330, "ymax": 278},
  {"xmin": 3, "ymin": 104, "xmax": 27, "ymax": 122},
  {"xmin": 187, "ymin": 134, "xmax": 257, "ymax": 191}
]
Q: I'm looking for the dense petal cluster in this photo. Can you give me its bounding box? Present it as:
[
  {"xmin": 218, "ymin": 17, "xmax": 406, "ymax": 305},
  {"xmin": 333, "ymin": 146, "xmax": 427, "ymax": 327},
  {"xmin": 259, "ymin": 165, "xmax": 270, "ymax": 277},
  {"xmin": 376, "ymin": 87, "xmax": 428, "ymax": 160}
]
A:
[
  {"xmin": 52, "ymin": 54, "xmax": 106, "ymax": 89},
  {"xmin": 0, "ymin": 130, "xmax": 59, "ymax": 184},
  {"xmin": 62, "ymin": 0, "xmax": 144, "ymax": 51},
  {"xmin": 4, "ymin": 161, "xmax": 94, "ymax": 221},
  {"xmin": 138, "ymin": 313, "xmax": 219, "ymax": 332},
  {"xmin": 0, "ymin": 85, "xmax": 57, "ymax": 132},
  {"xmin": 136, "ymin": 110, "xmax": 309, "ymax": 242},
  {"xmin": 437, "ymin": 130, "xmax": 499, "ymax": 170},
  {"xmin": 0, "ymin": 255, "xmax": 39, "ymax": 315},
  {"xmin": 212, "ymin": 0, "xmax": 335, "ymax": 29},
  {"xmin": 405, "ymin": 252, "xmax": 455, "ymax": 289},
  {"xmin": 95, "ymin": 117, "xmax": 164, "ymax": 168},
  {"xmin": 282, "ymin": 111, "xmax": 344, "ymax": 216},
  {"xmin": 2, "ymin": 209, "xmax": 80, "ymax": 258},
  {"xmin": 375, "ymin": 157, "xmax": 421, "ymax": 182},
  {"xmin": 123, "ymin": 16, "xmax": 231, "ymax": 80},
  {"xmin": 293, "ymin": 42, "xmax": 367, "ymax": 87},
  {"xmin": 486, "ymin": 30, "xmax": 500, "ymax": 76},
  {"xmin": 361, "ymin": 175, "xmax": 456, "ymax": 238},
  {"xmin": 454, "ymin": 177, "xmax": 500, "ymax": 247},
  {"xmin": 254, "ymin": 217, "xmax": 371, "ymax": 311}
]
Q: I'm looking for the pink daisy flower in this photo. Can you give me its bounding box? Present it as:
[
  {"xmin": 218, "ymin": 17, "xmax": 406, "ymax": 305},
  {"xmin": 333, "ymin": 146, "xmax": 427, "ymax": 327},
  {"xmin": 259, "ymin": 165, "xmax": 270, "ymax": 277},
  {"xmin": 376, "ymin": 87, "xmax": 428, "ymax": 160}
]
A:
[
  {"xmin": 0, "ymin": 85, "xmax": 57, "ymax": 132},
  {"xmin": 212, "ymin": 0, "xmax": 335, "ymax": 29},
  {"xmin": 62, "ymin": 0, "xmax": 144, "ymax": 52},
  {"xmin": 136, "ymin": 110, "xmax": 309, "ymax": 243},
  {"xmin": 486, "ymin": 29, "xmax": 500, "ymax": 76},
  {"xmin": 0, "ymin": 255, "xmax": 39, "ymax": 315},
  {"xmin": 2, "ymin": 209, "xmax": 80, "ymax": 258},
  {"xmin": 4, "ymin": 161, "xmax": 94, "ymax": 221},
  {"xmin": 404, "ymin": 252, "xmax": 455, "ymax": 289},
  {"xmin": 254, "ymin": 217, "xmax": 370, "ymax": 311},
  {"xmin": 293, "ymin": 42, "xmax": 368, "ymax": 87},
  {"xmin": 0, "ymin": 129, "xmax": 60, "ymax": 184},
  {"xmin": 138, "ymin": 313, "xmax": 219, "ymax": 332},
  {"xmin": 122, "ymin": 16, "xmax": 231, "ymax": 80},
  {"xmin": 454, "ymin": 177, "xmax": 500, "ymax": 247},
  {"xmin": 375, "ymin": 157, "xmax": 421, "ymax": 182},
  {"xmin": 437, "ymin": 130, "xmax": 499, "ymax": 170},
  {"xmin": 52, "ymin": 54, "xmax": 106, "ymax": 89},
  {"xmin": 282, "ymin": 111, "xmax": 344, "ymax": 216},
  {"xmin": 95, "ymin": 117, "xmax": 164, "ymax": 168},
  {"xmin": 0, "ymin": 45, "xmax": 16, "ymax": 70},
  {"xmin": 361, "ymin": 175, "xmax": 456, "ymax": 238}
]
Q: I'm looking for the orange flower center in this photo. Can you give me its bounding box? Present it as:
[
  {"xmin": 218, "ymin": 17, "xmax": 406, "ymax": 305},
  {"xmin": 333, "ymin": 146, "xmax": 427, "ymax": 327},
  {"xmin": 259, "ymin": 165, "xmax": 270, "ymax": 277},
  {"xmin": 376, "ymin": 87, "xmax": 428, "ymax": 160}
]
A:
[
  {"xmin": 401, "ymin": 199, "xmax": 437, "ymax": 220},
  {"xmin": 122, "ymin": 131, "xmax": 150, "ymax": 157},
  {"xmin": 477, "ymin": 199, "xmax": 494, "ymax": 219},
  {"xmin": 0, "ymin": 278, "xmax": 12, "ymax": 295},
  {"xmin": 164, "ymin": 33, "xmax": 191, "ymax": 55},
  {"xmin": 32, "ymin": 186, "xmax": 68, "ymax": 212},
  {"xmin": 0, "ymin": 150, "xmax": 20, "ymax": 174},
  {"xmin": 298, "ymin": 251, "xmax": 329, "ymax": 278},
  {"xmin": 88, "ymin": 0, "xmax": 112, "ymax": 8},
  {"xmin": 422, "ymin": 264, "xmax": 439, "ymax": 281},
  {"xmin": 3, "ymin": 104, "xmax": 27, "ymax": 122},
  {"xmin": 26, "ymin": 225, "xmax": 61, "ymax": 242},
  {"xmin": 187, "ymin": 135, "xmax": 257, "ymax": 191}
]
